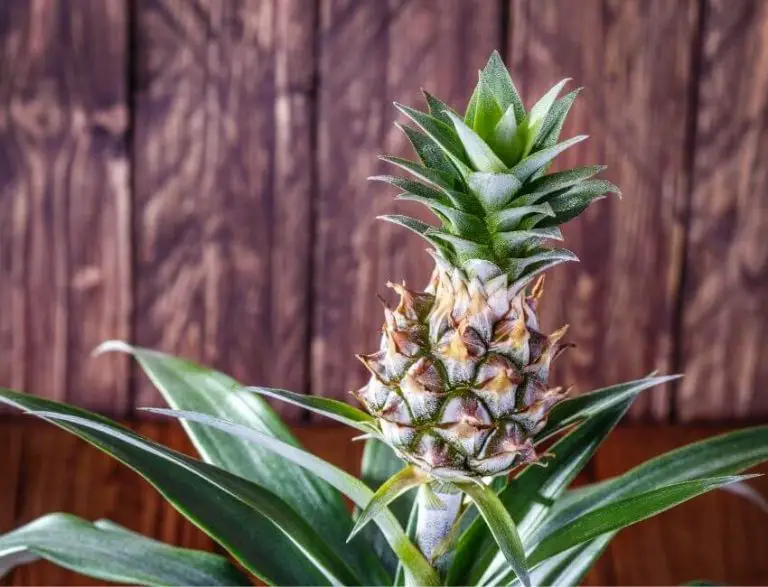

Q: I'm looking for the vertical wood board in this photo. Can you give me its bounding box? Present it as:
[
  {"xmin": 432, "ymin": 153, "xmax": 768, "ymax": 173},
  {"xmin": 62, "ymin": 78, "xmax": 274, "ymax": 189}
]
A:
[
  {"xmin": 0, "ymin": 0, "xmax": 131, "ymax": 413},
  {"xmin": 507, "ymin": 0, "xmax": 699, "ymax": 419},
  {"xmin": 132, "ymin": 0, "xmax": 315, "ymax": 418},
  {"xmin": 679, "ymin": 0, "xmax": 768, "ymax": 420}
]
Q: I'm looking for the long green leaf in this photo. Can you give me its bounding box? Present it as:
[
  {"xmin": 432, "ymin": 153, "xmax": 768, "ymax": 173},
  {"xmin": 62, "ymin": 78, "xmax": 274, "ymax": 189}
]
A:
[
  {"xmin": 97, "ymin": 342, "xmax": 387, "ymax": 585},
  {"xmin": 244, "ymin": 386, "xmax": 378, "ymax": 434},
  {"xmin": 0, "ymin": 514, "xmax": 247, "ymax": 586},
  {"xmin": 0, "ymin": 390, "xmax": 360, "ymax": 585},
  {"xmin": 456, "ymin": 482, "xmax": 530, "ymax": 587},
  {"xmin": 349, "ymin": 466, "xmax": 427, "ymax": 540},
  {"xmin": 535, "ymin": 375, "xmax": 681, "ymax": 442},
  {"xmin": 361, "ymin": 439, "xmax": 418, "ymax": 578},
  {"xmin": 528, "ymin": 476, "xmax": 754, "ymax": 567},
  {"xmin": 146, "ymin": 408, "xmax": 440, "ymax": 587},
  {"xmin": 507, "ymin": 534, "xmax": 614, "ymax": 587},
  {"xmin": 530, "ymin": 424, "xmax": 768, "ymax": 546},
  {"xmin": 451, "ymin": 396, "xmax": 633, "ymax": 586}
]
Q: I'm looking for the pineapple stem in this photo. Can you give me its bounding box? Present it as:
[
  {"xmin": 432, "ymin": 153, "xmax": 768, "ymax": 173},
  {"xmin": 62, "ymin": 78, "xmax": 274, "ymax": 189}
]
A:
[{"xmin": 415, "ymin": 484, "xmax": 463, "ymax": 572}]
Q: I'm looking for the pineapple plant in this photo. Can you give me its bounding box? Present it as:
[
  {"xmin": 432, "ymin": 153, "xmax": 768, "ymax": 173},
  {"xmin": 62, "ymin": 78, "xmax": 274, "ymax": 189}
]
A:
[{"xmin": 1, "ymin": 51, "xmax": 767, "ymax": 587}]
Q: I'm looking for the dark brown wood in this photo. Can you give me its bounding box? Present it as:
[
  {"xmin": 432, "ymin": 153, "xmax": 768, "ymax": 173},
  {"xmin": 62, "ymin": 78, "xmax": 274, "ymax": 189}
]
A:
[
  {"xmin": 131, "ymin": 0, "xmax": 315, "ymax": 418},
  {"xmin": 593, "ymin": 426, "xmax": 768, "ymax": 585},
  {"xmin": 506, "ymin": 0, "xmax": 699, "ymax": 420},
  {"xmin": 0, "ymin": 1, "xmax": 131, "ymax": 413},
  {"xmin": 311, "ymin": 0, "xmax": 501, "ymax": 405},
  {"xmin": 678, "ymin": 0, "xmax": 768, "ymax": 421}
]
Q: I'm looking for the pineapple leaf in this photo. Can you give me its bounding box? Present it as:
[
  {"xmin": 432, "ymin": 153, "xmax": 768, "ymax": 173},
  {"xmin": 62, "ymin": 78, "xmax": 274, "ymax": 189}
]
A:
[
  {"xmin": 490, "ymin": 203, "xmax": 555, "ymax": 231},
  {"xmin": 95, "ymin": 342, "xmax": 388, "ymax": 585},
  {"xmin": 445, "ymin": 110, "xmax": 508, "ymax": 173},
  {"xmin": 146, "ymin": 408, "xmax": 441, "ymax": 587},
  {"xmin": 349, "ymin": 466, "xmax": 428, "ymax": 541},
  {"xmin": 514, "ymin": 165, "xmax": 607, "ymax": 206},
  {"xmin": 494, "ymin": 227, "xmax": 563, "ymax": 254},
  {"xmin": 527, "ymin": 476, "xmax": 756, "ymax": 568},
  {"xmin": 491, "ymin": 105, "xmax": 524, "ymax": 165},
  {"xmin": 394, "ymin": 103, "xmax": 472, "ymax": 176},
  {"xmin": 467, "ymin": 172, "xmax": 523, "ymax": 211},
  {"xmin": 455, "ymin": 481, "xmax": 531, "ymax": 587},
  {"xmin": 530, "ymin": 425, "xmax": 768, "ymax": 548},
  {"xmin": 481, "ymin": 50, "xmax": 526, "ymax": 123},
  {"xmin": 506, "ymin": 535, "xmax": 614, "ymax": 587},
  {"xmin": 396, "ymin": 194, "xmax": 485, "ymax": 235},
  {"xmin": 540, "ymin": 180, "xmax": 621, "ymax": 226},
  {"xmin": 525, "ymin": 78, "xmax": 572, "ymax": 154},
  {"xmin": 360, "ymin": 439, "xmax": 418, "ymax": 577},
  {"xmin": 536, "ymin": 375, "xmax": 682, "ymax": 442},
  {"xmin": 243, "ymin": 387, "xmax": 378, "ymax": 434},
  {"xmin": 398, "ymin": 124, "xmax": 462, "ymax": 183},
  {"xmin": 510, "ymin": 135, "xmax": 588, "ymax": 182},
  {"xmin": 535, "ymin": 89, "xmax": 581, "ymax": 152},
  {"xmin": 472, "ymin": 71, "xmax": 504, "ymax": 140},
  {"xmin": 379, "ymin": 155, "xmax": 456, "ymax": 190},
  {"xmin": 369, "ymin": 175, "xmax": 451, "ymax": 205},
  {"xmin": 0, "ymin": 514, "xmax": 247, "ymax": 586},
  {"xmin": 0, "ymin": 390, "xmax": 360, "ymax": 586},
  {"xmin": 427, "ymin": 229, "xmax": 494, "ymax": 262},
  {"xmin": 423, "ymin": 90, "xmax": 457, "ymax": 127},
  {"xmin": 508, "ymin": 248, "xmax": 579, "ymax": 281}
]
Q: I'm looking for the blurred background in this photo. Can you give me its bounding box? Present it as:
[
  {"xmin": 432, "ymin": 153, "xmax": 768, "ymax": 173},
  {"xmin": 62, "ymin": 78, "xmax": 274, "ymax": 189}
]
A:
[{"xmin": 1, "ymin": 0, "xmax": 767, "ymax": 585}]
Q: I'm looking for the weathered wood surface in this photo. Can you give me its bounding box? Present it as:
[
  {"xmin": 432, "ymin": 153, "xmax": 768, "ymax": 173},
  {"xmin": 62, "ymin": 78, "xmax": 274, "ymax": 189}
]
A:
[
  {"xmin": 0, "ymin": 0, "xmax": 766, "ymax": 422},
  {"xmin": 0, "ymin": 1, "xmax": 131, "ymax": 413},
  {"xmin": 2, "ymin": 420, "xmax": 767, "ymax": 586},
  {"xmin": 507, "ymin": 0, "xmax": 699, "ymax": 420},
  {"xmin": 132, "ymin": 0, "xmax": 314, "ymax": 417},
  {"xmin": 311, "ymin": 0, "xmax": 501, "ymax": 403},
  {"xmin": 678, "ymin": 0, "xmax": 768, "ymax": 421}
]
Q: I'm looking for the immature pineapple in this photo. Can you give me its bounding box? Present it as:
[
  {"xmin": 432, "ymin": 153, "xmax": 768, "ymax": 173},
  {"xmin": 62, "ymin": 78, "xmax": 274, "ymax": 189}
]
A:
[{"xmin": 354, "ymin": 52, "xmax": 618, "ymax": 480}]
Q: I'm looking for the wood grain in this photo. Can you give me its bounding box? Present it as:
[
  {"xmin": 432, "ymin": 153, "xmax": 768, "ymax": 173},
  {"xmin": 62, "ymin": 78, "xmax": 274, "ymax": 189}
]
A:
[
  {"xmin": 678, "ymin": 0, "xmax": 768, "ymax": 421},
  {"xmin": 593, "ymin": 426, "xmax": 768, "ymax": 585},
  {"xmin": 506, "ymin": 0, "xmax": 699, "ymax": 420},
  {"xmin": 0, "ymin": 1, "xmax": 131, "ymax": 413},
  {"xmin": 4, "ymin": 419, "xmax": 214, "ymax": 587},
  {"xmin": 311, "ymin": 0, "xmax": 501, "ymax": 405},
  {"xmin": 131, "ymin": 0, "xmax": 315, "ymax": 418}
]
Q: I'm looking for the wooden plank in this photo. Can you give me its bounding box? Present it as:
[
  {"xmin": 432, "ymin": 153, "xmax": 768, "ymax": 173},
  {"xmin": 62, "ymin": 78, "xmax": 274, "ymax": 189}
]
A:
[
  {"xmin": 678, "ymin": 0, "xmax": 768, "ymax": 421},
  {"xmin": 507, "ymin": 0, "xmax": 699, "ymax": 420},
  {"xmin": 4, "ymin": 420, "xmax": 213, "ymax": 587},
  {"xmin": 593, "ymin": 427, "xmax": 768, "ymax": 585},
  {"xmin": 0, "ymin": 1, "xmax": 131, "ymax": 413},
  {"xmin": 312, "ymin": 0, "xmax": 501, "ymax": 403},
  {"xmin": 132, "ymin": 0, "xmax": 315, "ymax": 419}
]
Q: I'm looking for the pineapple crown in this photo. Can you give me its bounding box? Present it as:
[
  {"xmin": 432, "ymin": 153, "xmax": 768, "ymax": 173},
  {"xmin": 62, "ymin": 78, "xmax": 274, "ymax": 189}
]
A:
[{"xmin": 373, "ymin": 50, "xmax": 620, "ymax": 290}]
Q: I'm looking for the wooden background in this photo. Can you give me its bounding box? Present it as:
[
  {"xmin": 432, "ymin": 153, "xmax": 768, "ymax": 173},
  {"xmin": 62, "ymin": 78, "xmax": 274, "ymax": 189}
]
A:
[{"xmin": 0, "ymin": 0, "xmax": 766, "ymax": 423}]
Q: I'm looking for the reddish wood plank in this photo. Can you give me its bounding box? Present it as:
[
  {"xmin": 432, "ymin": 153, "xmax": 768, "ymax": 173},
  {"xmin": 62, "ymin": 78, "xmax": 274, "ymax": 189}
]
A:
[
  {"xmin": 0, "ymin": 1, "xmax": 131, "ymax": 413},
  {"xmin": 4, "ymin": 420, "xmax": 213, "ymax": 587},
  {"xmin": 312, "ymin": 0, "xmax": 501, "ymax": 404},
  {"xmin": 507, "ymin": 0, "xmax": 698, "ymax": 420},
  {"xmin": 678, "ymin": 0, "xmax": 768, "ymax": 420},
  {"xmin": 593, "ymin": 427, "xmax": 768, "ymax": 585},
  {"xmin": 132, "ymin": 0, "xmax": 314, "ymax": 419}
]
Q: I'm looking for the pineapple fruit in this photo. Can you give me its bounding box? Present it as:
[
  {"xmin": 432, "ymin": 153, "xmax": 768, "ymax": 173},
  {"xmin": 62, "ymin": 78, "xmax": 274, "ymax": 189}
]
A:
[{"xmin": 354, "ymin": 51, "xmax": 619, "ymax": 480}]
